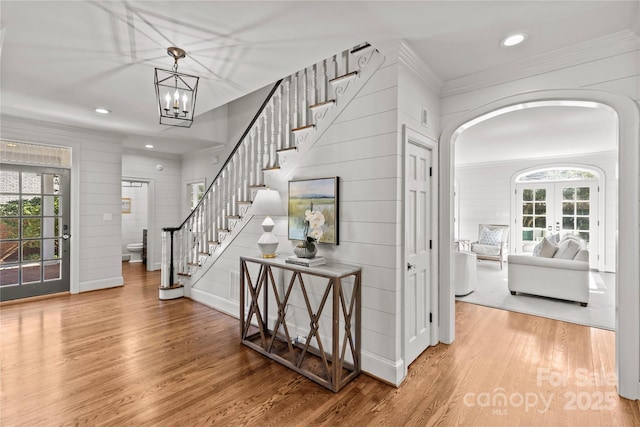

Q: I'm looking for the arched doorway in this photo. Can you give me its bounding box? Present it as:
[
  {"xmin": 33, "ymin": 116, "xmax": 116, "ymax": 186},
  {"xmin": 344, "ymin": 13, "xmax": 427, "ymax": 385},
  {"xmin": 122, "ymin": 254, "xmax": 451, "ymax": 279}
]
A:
[{"xmin": 438, "ymin": 90, "xmax": 639, "ymax": 399}]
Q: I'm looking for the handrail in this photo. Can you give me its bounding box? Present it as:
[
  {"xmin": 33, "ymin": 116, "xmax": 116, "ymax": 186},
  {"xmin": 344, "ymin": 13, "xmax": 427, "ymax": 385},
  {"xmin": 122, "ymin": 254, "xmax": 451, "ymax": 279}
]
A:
[{"xmin": 178, "ymin": 78, "xmax": 284, "ymax": 229}]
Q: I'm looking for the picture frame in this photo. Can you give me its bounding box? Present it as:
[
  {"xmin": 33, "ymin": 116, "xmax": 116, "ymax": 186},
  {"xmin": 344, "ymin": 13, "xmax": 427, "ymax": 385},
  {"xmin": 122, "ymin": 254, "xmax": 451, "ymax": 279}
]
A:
[
  {"xmin": 288, "ymin": 177, "xmax": 339, "ymax": 245},
  {"xmin": 121, "ymin": 198, "xmax": 131, "ymax": 214}
]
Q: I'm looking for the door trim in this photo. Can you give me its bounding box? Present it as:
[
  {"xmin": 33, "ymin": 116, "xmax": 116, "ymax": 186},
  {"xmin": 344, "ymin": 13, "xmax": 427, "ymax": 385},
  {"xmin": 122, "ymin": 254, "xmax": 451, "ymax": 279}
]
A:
[{"xmin": 401, "ymin": 125, "xmax": 438, "ymax": 380}]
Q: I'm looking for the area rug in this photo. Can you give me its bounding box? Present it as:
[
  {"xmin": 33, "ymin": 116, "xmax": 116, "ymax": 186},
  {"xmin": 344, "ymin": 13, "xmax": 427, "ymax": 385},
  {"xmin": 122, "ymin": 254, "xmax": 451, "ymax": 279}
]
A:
[{"xmin": 455, "ymin": 263, "xmax": 615, "ymax": 331}]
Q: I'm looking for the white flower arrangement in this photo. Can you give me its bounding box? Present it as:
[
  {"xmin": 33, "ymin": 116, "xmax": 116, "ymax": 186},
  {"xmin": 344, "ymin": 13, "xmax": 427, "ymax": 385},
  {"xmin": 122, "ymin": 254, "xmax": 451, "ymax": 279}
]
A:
[{"xmin": 304, "ymin": 208, "xmax": 325, "ymax": 242}]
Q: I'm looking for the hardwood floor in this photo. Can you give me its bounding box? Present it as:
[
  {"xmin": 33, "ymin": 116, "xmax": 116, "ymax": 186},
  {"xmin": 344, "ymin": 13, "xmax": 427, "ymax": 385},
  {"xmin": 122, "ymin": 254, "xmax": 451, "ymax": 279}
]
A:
[{"xmin": 1, "ymin": 262, "xmax": 639, "ymax": 426}]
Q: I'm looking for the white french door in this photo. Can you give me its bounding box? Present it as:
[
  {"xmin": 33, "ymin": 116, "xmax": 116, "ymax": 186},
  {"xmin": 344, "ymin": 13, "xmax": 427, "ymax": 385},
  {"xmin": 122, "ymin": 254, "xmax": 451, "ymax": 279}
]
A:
[{"xmin": 516, "ymin": 180, "xmax": 599, "ymax": 266}]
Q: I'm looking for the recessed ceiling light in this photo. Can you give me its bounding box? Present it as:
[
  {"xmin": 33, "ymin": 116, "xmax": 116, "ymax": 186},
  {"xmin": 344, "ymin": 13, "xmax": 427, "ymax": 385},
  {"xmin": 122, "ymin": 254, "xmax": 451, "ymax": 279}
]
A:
[
  {"xmin": 95, "ymin": 108, "xmax": 111, "ymax": 114},
  {"xmin": 145, "ymin": 144, "xmax": 154, "ymax": 149},
  {"xmin": 501, "ymin": 33, "xmax": 527, "ymax": 47}
]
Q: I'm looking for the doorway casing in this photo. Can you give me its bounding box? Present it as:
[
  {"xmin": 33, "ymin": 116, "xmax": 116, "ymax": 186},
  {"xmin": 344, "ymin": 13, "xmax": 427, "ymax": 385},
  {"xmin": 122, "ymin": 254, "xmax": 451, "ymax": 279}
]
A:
[{"xmin": 438, "ymin": 89, "xmax": 640, "ymax": 399}]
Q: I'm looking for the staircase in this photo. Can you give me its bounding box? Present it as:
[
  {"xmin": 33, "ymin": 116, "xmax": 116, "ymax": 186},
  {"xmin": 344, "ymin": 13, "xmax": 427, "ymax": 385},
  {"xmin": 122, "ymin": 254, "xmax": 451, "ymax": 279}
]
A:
[{"xmin": 159, "ymin": 42, "xmax": 384, "ymax": 299}]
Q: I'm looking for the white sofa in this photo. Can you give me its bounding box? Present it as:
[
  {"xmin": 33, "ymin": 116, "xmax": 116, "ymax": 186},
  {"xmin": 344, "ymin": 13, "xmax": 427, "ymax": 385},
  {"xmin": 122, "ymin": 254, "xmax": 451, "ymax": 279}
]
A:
[{"xmin": 507, "ymin": 235, "xmax": 590, "ymax": 306}]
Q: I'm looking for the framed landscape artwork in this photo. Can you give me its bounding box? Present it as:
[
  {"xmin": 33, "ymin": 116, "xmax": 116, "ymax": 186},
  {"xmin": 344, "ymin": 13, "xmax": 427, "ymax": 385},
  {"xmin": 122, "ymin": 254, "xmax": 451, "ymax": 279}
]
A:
[{"xmin": 288, "ymin": 177, "xmax": 339, "ymax": 245}]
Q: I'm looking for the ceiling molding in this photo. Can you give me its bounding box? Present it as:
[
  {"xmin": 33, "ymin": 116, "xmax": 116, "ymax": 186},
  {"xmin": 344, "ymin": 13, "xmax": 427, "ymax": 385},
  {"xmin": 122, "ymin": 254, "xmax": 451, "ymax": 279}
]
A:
[
  {"xmin": 442, "ymin": 30, "xmax": 640, "ymax": 98},
  {"xmin": 398, "ymin": 41, "xmax": 443, "ymax": 95}
]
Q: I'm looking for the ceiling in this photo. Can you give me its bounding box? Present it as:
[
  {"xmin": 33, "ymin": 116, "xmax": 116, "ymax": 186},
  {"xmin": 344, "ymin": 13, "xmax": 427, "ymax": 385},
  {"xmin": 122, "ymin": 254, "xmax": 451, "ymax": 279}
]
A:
[
  {"xmin": 455, "ymin": 105, "xmax": 618, "ymax": 165},
  {"xmin": 1, "ymin": 1, "xmax": 637, "ymax": 155}
]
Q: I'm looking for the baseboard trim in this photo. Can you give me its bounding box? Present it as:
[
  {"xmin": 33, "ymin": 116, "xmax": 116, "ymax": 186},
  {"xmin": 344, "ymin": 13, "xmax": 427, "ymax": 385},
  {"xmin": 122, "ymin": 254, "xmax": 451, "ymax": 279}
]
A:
[
  {"xmin": 361, "ymin": 350, "xmax": 405, "ymax": 386},
  {"xmin": 190, "ymin": 288, "xmax": 239, "ymax": 319},
  {"xmin": 79, "ymin": 276, "xmax": 123, "ymax": 293}
]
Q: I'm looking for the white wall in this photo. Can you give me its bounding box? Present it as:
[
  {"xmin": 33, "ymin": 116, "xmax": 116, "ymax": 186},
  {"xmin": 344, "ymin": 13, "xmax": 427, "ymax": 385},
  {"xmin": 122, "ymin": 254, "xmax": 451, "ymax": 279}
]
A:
[
  {"xmin": 122, "ymin": 150, "xmax": 181, "ymax": 271},
  {"xmin": 189, "ymin": 44, "xmax": 441, "ymax": 385},
  {"xmin": 190, "ymin": 49, "xmax": 406, "ymax": 383},
  {"xmin": 0, "ymin": 116, "xmax": 125, "ymax": 292},
  {"xmin": 121, "ymin": 183, "xmax": 148, "ymax": 259},
  {"xmin": 456, "ymin": 151, "xmax": 617, "ymax": 271}
]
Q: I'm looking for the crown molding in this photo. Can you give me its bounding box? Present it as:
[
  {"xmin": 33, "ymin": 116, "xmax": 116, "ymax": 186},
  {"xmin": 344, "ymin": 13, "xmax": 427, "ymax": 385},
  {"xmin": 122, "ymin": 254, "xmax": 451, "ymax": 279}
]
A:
[
  {"xmin": 398, "ymin": 41, "xmax": 443, "ymax": 95},
  {"xmin": 442, "ymin": 30, "xmax": 640, "ymax": 98}
]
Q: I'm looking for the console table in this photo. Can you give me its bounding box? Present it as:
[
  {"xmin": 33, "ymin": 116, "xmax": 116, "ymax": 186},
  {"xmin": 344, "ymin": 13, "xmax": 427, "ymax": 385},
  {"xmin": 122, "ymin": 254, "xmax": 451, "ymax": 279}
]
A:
[{"xmin": 240, "ymin": 255, "xmax": 361, "ymax": 392}]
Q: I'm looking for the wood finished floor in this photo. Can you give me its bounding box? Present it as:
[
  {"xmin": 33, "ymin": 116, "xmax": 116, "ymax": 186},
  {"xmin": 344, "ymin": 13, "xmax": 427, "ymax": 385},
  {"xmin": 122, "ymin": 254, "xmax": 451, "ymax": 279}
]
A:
[{"xmin": 1, "ymin": 262, "xmax": 639, "ymax": 426}]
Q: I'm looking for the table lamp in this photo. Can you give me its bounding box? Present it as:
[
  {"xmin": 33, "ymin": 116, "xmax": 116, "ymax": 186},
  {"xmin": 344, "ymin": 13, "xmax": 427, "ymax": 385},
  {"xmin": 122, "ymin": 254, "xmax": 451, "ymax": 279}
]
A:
[{"xmin": 251, "ymin": 189, "xmax": 285, "ymax": 258}]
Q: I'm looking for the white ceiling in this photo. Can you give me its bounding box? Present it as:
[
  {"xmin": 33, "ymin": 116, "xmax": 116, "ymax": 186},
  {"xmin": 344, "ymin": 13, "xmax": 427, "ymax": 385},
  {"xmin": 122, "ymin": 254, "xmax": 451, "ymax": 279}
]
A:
[
  {"xmin": 455, "ymin": 105, "xmax": 618, "ymax": 165},
  {"xmin": 0, "ymin": 1, "xmax": 637, "ymax": 155}
]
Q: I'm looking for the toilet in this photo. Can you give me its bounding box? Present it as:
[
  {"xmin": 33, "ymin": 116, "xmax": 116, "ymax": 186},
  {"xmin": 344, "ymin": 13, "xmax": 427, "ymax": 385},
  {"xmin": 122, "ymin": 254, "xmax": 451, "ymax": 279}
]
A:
[{"xmin": 127, "ymin": 242, "xmax": 144, "ymax": 263}]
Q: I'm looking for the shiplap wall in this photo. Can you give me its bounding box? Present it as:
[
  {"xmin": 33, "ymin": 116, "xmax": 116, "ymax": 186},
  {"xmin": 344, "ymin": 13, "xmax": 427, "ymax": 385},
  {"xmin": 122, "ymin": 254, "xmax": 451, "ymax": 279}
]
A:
[
  {"xmin": 456, "ymin": 151, "xmax": 618, "ymax": 271},
  {"xmin": 122, "ymin": 150, "xmax": 182, "ymax": 271},
  {"xmin": 191, "ymin": 51, "xmax": 407, "ymax": 383},
  {"xmin": 0, "ymin": 115, "xmax": 125, "ymax": 292},
  {"xmin": 190, "ymin": 44, "xmax": 441, "ymax": 384}
]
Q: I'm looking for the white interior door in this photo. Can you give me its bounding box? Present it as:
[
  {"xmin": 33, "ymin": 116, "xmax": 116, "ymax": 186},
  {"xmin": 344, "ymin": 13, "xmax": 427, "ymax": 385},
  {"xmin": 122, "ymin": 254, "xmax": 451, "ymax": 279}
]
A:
[{"xmin": 405, "ymin": 141, "xmax": 432, "ymax": 365}]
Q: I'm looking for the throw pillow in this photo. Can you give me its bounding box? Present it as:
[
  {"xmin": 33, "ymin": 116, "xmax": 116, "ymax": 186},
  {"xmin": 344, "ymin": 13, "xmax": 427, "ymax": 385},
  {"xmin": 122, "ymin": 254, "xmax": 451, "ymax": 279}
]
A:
[
  {"xmin": 574, "ymin": 249, "xmax": 589, "ymax": 262},
  {"xmin": 548, "ymin": 233, "xmax": 561, "ymax": 245},
  {"xmin": 478, "ymin": 226, "xmax": 503, "ymax": 246},
  {"xmin": 533, "ymin": 233, "xmax": 560, "ymax": 256},
  {"xmin": 538, "ymin": 238, "xmax": 558, "ymax": 258},
  {"xmin": 554, "ymin": 238, "xmax": 581, "ymax": 260}
]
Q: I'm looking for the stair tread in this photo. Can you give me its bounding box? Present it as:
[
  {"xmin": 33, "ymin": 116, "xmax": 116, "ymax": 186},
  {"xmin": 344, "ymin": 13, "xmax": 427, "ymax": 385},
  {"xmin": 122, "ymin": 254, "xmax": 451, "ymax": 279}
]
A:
[
  {"xmin": 176, "ymin": 272, "xmax": 191, "ymax": 277},
  {"xmin": 309, "ymin": 100, "xmax": 336, "ymax": 109},
  {"xmin": 249, "ymin": 184, "xmax": 266, "ymax": 188},
  {"xmin": 227, "ymin": 215, "xmax": 241, "ymax": 219},
  {"xmin": 187, "ymin": 262, "xmax": 200, "ymax": 266},
  {"xmin": 350, "ymin": 43, "xmax": 372, "ymax": 54},
  {"xmin": 291, "ymin": 124, "xmax": 315, "ymax": 132},
  {"xmin": 276, "ymin": 147, "xmax": 297, "ymax": 153},
  {"xmin": 237, "ymin": 200, "xmax": 252, "ymax": 204},
  {"xmin": 199, "ymin": 252, "xmax": 209, "ymax": 255},
  {"xmin": 262, "ymin": 166, "xmax": 281, "ymax": 172},
  {"xmin": 208, "ymin": 241, "xmax": 219, "ymax": 245},
  {"xmin": 217, "ymin": 228, "xmax": 230, "ymax": 232},
  {"xmin": 329, "ymin": 71, "xmax": 358, "ymax": 84}
]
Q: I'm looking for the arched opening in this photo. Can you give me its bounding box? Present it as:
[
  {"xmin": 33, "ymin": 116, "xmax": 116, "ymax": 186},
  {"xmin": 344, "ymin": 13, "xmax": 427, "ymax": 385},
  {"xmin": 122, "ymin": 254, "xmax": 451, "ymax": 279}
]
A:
[{"xmin": 439, "ymin": 90, "xmax": 639, "ymax": 399}]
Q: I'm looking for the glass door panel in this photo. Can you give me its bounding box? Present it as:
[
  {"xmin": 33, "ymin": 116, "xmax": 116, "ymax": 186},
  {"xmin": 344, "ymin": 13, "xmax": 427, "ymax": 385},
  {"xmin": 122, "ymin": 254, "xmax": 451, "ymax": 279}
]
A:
[
  {"xmin": 517, "ymin": 183, "xmax": 552, "ymax": 253},
  {"xmin": 0, "ymin": 165, "xmax": 70, "ymax": 301}
]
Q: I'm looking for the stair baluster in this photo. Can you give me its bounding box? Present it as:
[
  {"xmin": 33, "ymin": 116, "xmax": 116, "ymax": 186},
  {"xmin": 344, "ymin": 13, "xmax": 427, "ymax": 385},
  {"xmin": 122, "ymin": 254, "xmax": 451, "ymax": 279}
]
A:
[{"xmin": 161, "ymin": 44, "xmax": 381, "ymax": 296}]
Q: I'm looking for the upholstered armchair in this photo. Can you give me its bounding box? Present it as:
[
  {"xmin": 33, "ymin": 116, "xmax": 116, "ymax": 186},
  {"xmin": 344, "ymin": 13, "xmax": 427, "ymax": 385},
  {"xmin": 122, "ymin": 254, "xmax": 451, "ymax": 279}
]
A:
[{"xmin": 470, "ymin": 224, "xmax": 510, "ymax": 269}]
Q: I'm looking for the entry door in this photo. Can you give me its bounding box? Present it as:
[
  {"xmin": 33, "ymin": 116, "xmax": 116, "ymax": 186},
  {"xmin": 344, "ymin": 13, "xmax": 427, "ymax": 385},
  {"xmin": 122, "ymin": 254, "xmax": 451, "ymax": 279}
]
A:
[
  {"xmin": 405, "ymin": 142, "xmax": 432, "ymax": 365},
  {"xmin": 1, "ymin": 165, "xmax": 71, "ymax": 301}
]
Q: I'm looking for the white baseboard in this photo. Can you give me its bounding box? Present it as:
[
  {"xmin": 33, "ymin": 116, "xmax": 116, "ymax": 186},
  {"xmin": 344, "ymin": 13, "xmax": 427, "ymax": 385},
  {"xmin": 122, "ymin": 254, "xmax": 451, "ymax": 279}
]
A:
[
  {"xmin": 79, "ymin": 276, "xmax": 123, "ymax": 293},
  {"xmin": 190, "ymin": 288, "xmax": 239, "ymax": 319},
  {"xmin": 361, "ymin": 350, "xmax": 405, "ymax": 386}
]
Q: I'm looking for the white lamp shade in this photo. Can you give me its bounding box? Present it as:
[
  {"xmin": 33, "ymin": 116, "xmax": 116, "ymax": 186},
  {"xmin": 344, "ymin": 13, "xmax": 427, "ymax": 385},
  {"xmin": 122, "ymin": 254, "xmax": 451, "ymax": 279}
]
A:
[{"xmin": 252, "ymin": 189, "xmax": 285, "ymax": 216}]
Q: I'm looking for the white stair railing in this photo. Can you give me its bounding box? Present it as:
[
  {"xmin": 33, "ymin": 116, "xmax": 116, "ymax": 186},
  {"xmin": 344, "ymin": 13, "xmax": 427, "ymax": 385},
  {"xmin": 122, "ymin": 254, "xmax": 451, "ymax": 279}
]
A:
[{"xmin": 161, "ymin": 43, "xmax": 377, "ymax": 289}]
